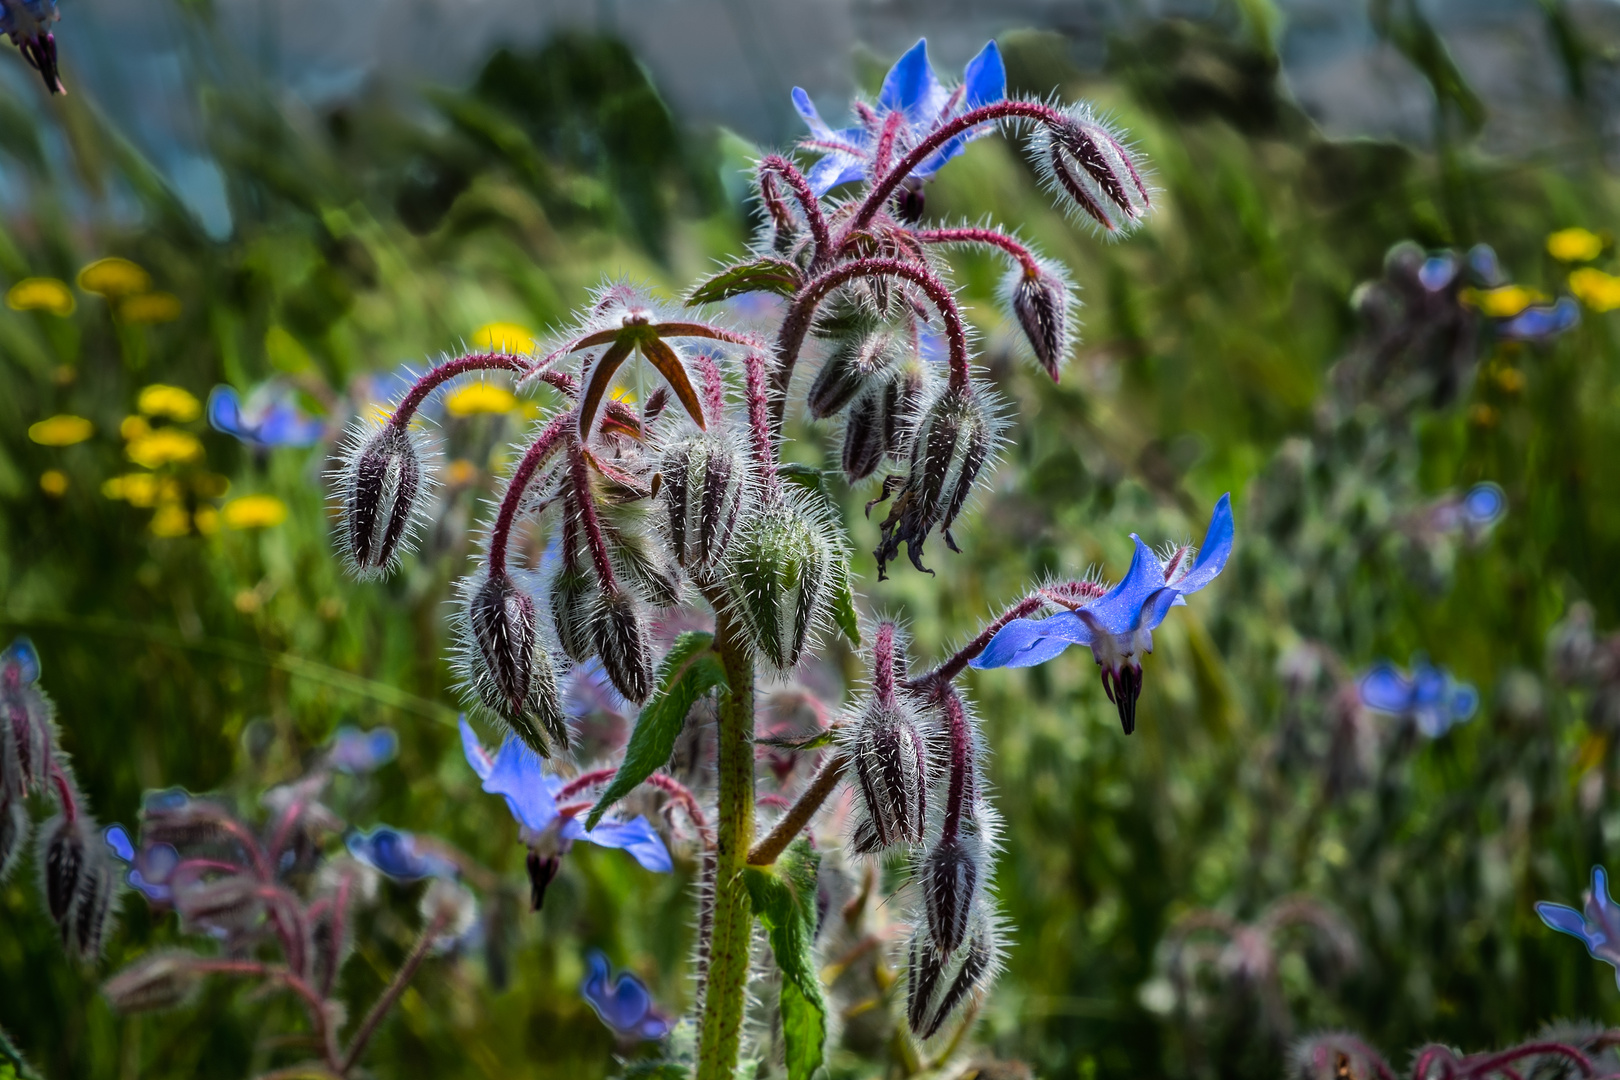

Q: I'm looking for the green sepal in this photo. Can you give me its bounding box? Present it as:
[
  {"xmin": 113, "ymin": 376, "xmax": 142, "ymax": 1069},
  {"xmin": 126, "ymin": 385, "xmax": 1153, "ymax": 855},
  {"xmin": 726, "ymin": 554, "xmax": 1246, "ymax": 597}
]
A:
[
  {"xmin": 829, "ymin": 558, "xmax": 860, "ymax": 648},
  {"xmin": 744, "ymin": 838, "xmax": 828, "ymax": 1080},
  {"xmin": 688, "ymin": 258, "xmax": 804, "ymax": 305},
  {"xmin": 756, "ymin": 728, "xmax": 837, "ymax": 752}
]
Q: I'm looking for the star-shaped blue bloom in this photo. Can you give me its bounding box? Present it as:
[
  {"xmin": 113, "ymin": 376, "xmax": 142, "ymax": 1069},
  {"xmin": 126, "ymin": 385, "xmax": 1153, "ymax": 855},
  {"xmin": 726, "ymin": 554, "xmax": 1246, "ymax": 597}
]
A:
[
  {"xmin": 581, "ymin": 949, "xmax": 673, "ymax": 1041},
  {"xmin": 459, "ymin": 715, "xmax": 671, "ymax": 873},
  {"xmin": 347, "ymin": 826, "xmax": 458, "ymax": 882},
  {"xmin": 1357, "ymin": 656, "xmax": 1477, "ymax": 738},
  {"xmin": 972, "ymin": 494, "xmax": 1234, "ymax": 734},
  {"xmin": 1538, "ymin": 866, "xmax": 1620, "ymax": 986},
  {"xmin": 208, "ymin": 384, "xmax": 326, "ymax": 449},
  {"xmin": 792, "ymin": 38, "xmax": 1006, "ymax": 196}
]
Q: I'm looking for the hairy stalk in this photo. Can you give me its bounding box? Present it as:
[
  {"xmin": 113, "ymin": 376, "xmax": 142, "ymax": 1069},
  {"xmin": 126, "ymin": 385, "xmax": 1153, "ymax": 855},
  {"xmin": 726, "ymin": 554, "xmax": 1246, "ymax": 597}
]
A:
[
  {"xmin": 338, "ymin": 913, "xmax": 450, "ymax": 1074},
  {"xmin": 758, "ymin": 155, "xmax": 831, "ymax": 267},
  {"xmin": 388, "ymin": 353, "xmax": 531, "ymax": 429},
  {"xmin": 190, "ymin": 961, "xmax": 339, "ymax": 1071},
  {"xmin": 747, "ymin": 753, "xmax": 848, "ymax": 866},
  {"xmin": 913, "ymin": 227, "xmax": 1041, "ymax": 276},
  {"xmin": 742, "ymin": 351, "xmax": 781, "ymax": 496},
  {"xmin": 695, "ymin": 601, "xmax": 758, "ymax": 1080},
  {"xmin": 906, "ymin": 594, "xmax": 1047, "ymax": 692},
  {"xmin": 487, "ymin": 411, "xmax": 573, "ymax": 570}
]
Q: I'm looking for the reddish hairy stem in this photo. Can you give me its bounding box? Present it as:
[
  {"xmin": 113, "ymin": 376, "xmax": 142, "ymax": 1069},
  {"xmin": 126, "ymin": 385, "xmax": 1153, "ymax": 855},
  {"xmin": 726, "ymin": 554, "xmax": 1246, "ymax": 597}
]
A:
[
  {"xmin": 557, "ymin": 769, "xmax": 714, "ymax": 849},
  {"xmin": 871, "ymin": 110, "xmax": 906, "ymax": 184},
  {"xmin": 758, "ymin": 155, "xmax": 831, "ymax": 266},
  {"xmin": 487, "ymin": 411, "xmax": 574, "ymax": 570},
  {"xmin": 906, "ymin": 593, "xmax": 1047, "ymax": 692},
  {"xmin": 872, "ymin": 622, "xmax": 898, "ymax": 703},
  {"xmin": 191, "ymin": 961, "xmax": 338, "ymax": 1070},
  {"xmin": 914, "ymin": 227, "xmax": 1041, "ymax": 276},
  {"xmin": 939, "ymin": 688, "xmax": 973, "ymax": 843},
  {"xmin": 746, "ymin": 753, "xmax": 848, "ymax": 866},
  {"xmin": 742, "ymin": 352, "xmax": 780, "ymax": 494},
  {"xmin": 567, "ymin": 442, "xmax": 619, "ymax": 590},
  {"xmin": 845, "ymin": 100, "xmax": 1069, "ymax": 238},
  {"xmin": 339, "ymin": 913, "xmax": 449, "ymax": 1073},
  {"xmin": 1462, "ymin": 1044, "xmax": 1593, "ymax": 1079},
  {"xmin": 555, "ymin": 768, "xmax": 620, "ymax": 801},
  {"xmin": 388, "ymin": 353, "xmax": 531, "ymax": 429},
  {"xmin": 47, "ymin": 763, "xmax": 75, "ymax": 823}
]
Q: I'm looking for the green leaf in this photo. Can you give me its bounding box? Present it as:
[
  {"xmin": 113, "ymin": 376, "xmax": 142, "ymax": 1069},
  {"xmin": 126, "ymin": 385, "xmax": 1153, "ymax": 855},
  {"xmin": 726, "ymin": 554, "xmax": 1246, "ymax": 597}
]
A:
[
  {"xmin": 830, "ymin": 559, "xmax": 861, "ymax": 648},
  {"xmin": 756, "ymin": 728, "xmax": 836, "ymax": 752},
  {"xmin": 688, "ymin": 258, "xmax": 804, "ymax": 305},
  {"xmin": 744, "ymin": 838, "xmax": 827, "ymax": 1080},
  {"xmin": 585, "ymin": 632, "xmax": 726, "ymax": 829}
]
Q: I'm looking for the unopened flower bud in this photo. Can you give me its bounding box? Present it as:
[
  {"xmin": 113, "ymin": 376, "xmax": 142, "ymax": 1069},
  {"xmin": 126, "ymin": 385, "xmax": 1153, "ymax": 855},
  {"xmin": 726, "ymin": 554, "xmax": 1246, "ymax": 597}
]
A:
[
  {"xmin": 873, "ymin": 385, "xmax": 1000, "ymax": 577},
  {"xmin": 841, "ymin": 380, "xmax": 896, "ymax": 483},
  {"xmin": 549, "ymin": 560, "xmax": 597, "ymax": 664},
  {"xmin": 2, "ymin": 637, "xmax": 51, "ymax": 800},
  {"xmin": 69, "ymin": 860, "xmax": 117, "ymax": 959},
  {"xmin": 1035, "ymin": 107, "xmax": 1152, "ymax": 235},
  {"xmin": 660, "ymin": 433, "xmax": 747, "ymax": 579},
  {"xmin": 920, "ymin": 835, "xmax": 979, "ymax": 957},
  {"xmin": 103, "ymin": 950, "xmax": 206, "ymax": 1012},
  {"xmin": 339, "ymin": 423, "xmax": 425, "ymax": 577},
  {"xmin": 905, "ymin": 909, "xmax": 998, "ymax": 1040},
  {"xmin": 593, "ymin": 587, "xmax": 653, "ymax": 703},
  {"xmin": 174, "ymin": 875, "xmax": 264, "ymax": 935},
  {"xmin": 602, "ymin": 512, "xmax": 684, "ymax": 609},
  {"xmin": 809, "ymin": 331, "xmax": 902, "ymax": 419},
  {"xmin": 0, "ymin": 797, "xmax": 27, "ymax": 882},
  {"xmin": 1289, "ymin": 1035, "xmax": 1393, "ymax": 1080},
  {"xmin": 727, "ymin": 496, "xmax": 841, "ymax": 669},
  {"xmin": 41, "ymin": 812, "xmax": 85, "ymax": 928},
  {"xmin": 464, "ymin": 570, "xmax": 568, "ymax": 758},
  {"xmin": 849, "ymin": 699, "xmax": 928, "ymax": 850},
  {"xmin": 1005, "ymin": 261, "xmax": 1074, "ymax": 382}
]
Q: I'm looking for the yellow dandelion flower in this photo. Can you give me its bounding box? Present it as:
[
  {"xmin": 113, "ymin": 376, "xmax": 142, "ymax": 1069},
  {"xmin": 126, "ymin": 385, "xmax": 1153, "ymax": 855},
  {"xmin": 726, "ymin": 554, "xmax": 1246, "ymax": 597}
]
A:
[
  {"xmin": 28, "ymin": 414, "xmax": 93, "ymax": 446},
  {"xmin": 119, "ymin": 292, "xmax": 182, "ymax": 324},
  {"xmin": 103, "ymin": 472, "xmax": 178, "ymax": 507},
  {"xmin": 150, "ymin": 502, "xmax": 192, "ymax": 538},
  {"xmin": 1569, "ymin": 268, "xmax": 1620, "ymax": 313},
  {"xmin": 120, "ymin": 416, "xmax": 151, "ymax": 440},
  {"xmin": 1468, "ymin": 403, "xmax": 1499, "ymax": 428},
  {"xmin": 471, "ymin": 321, "xmax": 538, "ymax": 353},
  {"xmin": 39, "ymin": 470, "xmax": 68, "ymax": 497},
  {"xmin": 610, "ymin": 384, "xmax": 637, "ymax": 404},
  {"xmin": 7, "ymin": 277, "xmax": 76, "ymax": 316},
  {"xmin": 194, "ymin": 506, "xmax": 220, "ymax": 535},
  {"xmin": 137, "ymin": 384, "xmax": 202, "ymax": 422},
  {"xmin": 445, "ymin": 383, "xmax": 518, "ymax": 417},
  {"xmin": 126, "ymin": 430, "xmax": 204, "ymax": 469},
  {"xmin": 222, "ymin": 494, "xmax": 288, "ymax": 529},
  {"xmin": 1461, "ymin": 285, "xmax": 1545, "ymax": 318},
  {"xmin": 77, "ymin": 257, "xmax": 152, "ymax": 297},
  {"xmin": 1547, "ymin": 228, "xmax": 1604, "ymax": 264}
]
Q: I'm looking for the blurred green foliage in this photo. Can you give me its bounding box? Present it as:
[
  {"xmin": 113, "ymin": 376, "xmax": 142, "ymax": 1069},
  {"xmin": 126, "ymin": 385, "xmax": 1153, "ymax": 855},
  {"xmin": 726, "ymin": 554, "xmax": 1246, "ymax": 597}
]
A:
[{"xmin": 3, "ymin": 7, "xmax": 1620, "ymax": 1079}]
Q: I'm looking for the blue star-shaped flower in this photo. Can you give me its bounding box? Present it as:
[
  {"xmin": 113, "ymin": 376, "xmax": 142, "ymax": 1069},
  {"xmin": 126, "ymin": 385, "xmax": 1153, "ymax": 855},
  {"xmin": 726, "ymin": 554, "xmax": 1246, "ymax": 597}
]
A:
[
  {"xmin": 347, "ymin": 826, "xmax": 458, "ymax": 882},
  {"xmin": 208, "ymin": 383, "xmax": 326, "ymax": 449},
  {"xmin": 792, "ymin": 38, "xmax": 1006, "ymax": 196},
  {"xmin": 459, "ymin": 715, "xmax": 671, "ymax": 873},
  {"xmin": 1538, "ymin": 866, "xmax": 1620, "ymax": 986},
  {"xmin": 1357, "ymin": 656, "xmax": 1478, "ymax": 738},
  {"xmin": 581, "ymin": 949, "xmax": 673, "ymax": 1041},
  {"xmin": 972, "ymin": 494, "xmax": 1234, "ymax": 734}
]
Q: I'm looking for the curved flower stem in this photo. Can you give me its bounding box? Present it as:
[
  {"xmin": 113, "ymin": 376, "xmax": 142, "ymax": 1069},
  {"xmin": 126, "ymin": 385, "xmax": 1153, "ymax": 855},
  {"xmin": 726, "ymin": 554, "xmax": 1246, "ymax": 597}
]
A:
[
  {"xmin": 747, "ymin": 752, "xmax": 847, "ymax": 866},
  {"xmin": 938, "ymin": 688, "xmax": 973, "ymax": 843},
  {"xmin": 844, "ymin": 100, "xmax": 1069, "ymax": 239},
  {"xmin": 486, "ymin": 411, "xmax": 574, "ymax": 571},
  {"xmin": 567, "ymin": 441, "xmax": 620, "ymax": 590},
  {"xmin": 913, "ymin": 227, "xmax": 1041, "ymax": 276},
  {"xmin": 774, "ymin": 256, "xmax": 971, "ymax": 429},
  {"xmin": 758, "ymin": 155, "xmax": 831, "ymax": 267},
  {"xmin": 338, "ymin": 913, "xmax": 450, "ymax": 1074},
  {"xmin": 695, "ymin": 600, "xmax": 758, "ymax": 1080},
  {"xmin": 190, "ymin": 961, "xmax": 339, "ymax": 1071},
  {"xmin": 388, "ymin": 353, "xmax": 531, "ymax": 430},
  {"xmin": 742, "ymin": 351, "xmax": 781, "ymax": 496},
  {"xmin": 46, "ymin": 762, "xmax": 76, "ymax": 822},
  {"xmin": 904, "ymin": 593, "xmax": 1047, "ymax": 693}
]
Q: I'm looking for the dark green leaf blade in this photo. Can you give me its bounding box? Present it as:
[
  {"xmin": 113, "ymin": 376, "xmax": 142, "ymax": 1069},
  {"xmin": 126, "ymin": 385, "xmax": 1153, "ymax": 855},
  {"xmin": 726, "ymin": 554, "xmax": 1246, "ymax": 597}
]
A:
[
  {"xmin": 744, "ymin": 838, "xmax": 827, "ymax": 1080},
  {"xmin": 688, "ymin": 258, "xmax": 804, "ymax": 305},
  {"xmin": 585, "ymin": 632, "xmax": 725, "ymax": 829}
]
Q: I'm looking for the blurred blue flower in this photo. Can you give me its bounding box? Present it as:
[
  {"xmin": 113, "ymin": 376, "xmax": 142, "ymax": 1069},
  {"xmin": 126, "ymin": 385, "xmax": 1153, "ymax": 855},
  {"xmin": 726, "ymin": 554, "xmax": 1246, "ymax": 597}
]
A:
[
  {"xmin": 346, "ymin": 826, "xmax": 457, "ymax": 882},
  {"xmin": 0, "ymin": 0, "xmax": 62, "ymax": 95},
  {"xmin": 1, "ymin": 635, "xmax": 40, "ymax": 687},
  {"xmin": 1462, "ymin": 482, "xmax": 1507, "ymax": 528},
  {"xmin": 104, "ymin": 824, "xmax": 179, "ymax": 902},
  {"xmin": 973, "ymin": 495, "xmax": 1233, "ymax": 735},
  {"xmin": 1467, "ymin": 244, "xmax": 1503, "ymax": 286},
  {"xmin": 1537, "ymin": 866, "xmax": 1620, "ymax": 987},
  {"xmin": 581, "ymin": 950, "xmax": 673, "ymax": 1041},
  {"xmin": 565, "ymin": 658, "xmax": 631, "ymax": 723},
  {"xmin": 327, "ymin": 725, "xmax": 398, "ymax": 774},
  {"xmin": 460, "ymin": 716, "xmax": 672, "ymax": 873},
  {"xmin": 793, "ymin": 38, "xmax": 1006, "ymax": 195},
  {"xmin": 1418, "ymin": 255, "xmax": 1457, "ymax": 292},
  {"xmin": 1357, "ymin": 656, "xmax": 1478, "ymax": 738},
  {"xmin": 208, "ymin": 384, "xmax": 325, "ymax": 449},
  {"xmin": 1499, "ymin": 297, "xmax": 1579, "ymax": 341}
]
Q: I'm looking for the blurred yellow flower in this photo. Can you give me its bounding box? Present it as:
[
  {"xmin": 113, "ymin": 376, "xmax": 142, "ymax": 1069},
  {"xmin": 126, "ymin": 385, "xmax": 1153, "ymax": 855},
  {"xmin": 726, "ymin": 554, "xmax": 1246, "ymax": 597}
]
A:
[
  {"xmin": 194, "ymin": 506, "xmax": 220, "ymax": 535},
  {"xmin": 120, "ymin": 415, "xmax": 151, "ymax": 440},
  {"xmin": 1547, "ymin": 228, "xmax": 1603, "ymax": 263},
  {"xmin": 137, "ymin": 384, "xmax": 202, "ymax": 422},
  {"xmin": 1462, "ymin": 285, "xmax": 1545, "ymax": 318},
  {"xmin": 445, "ymin": 383, "xmax": 518, "ymax": 417},
  {"xmin": 28, "ymin": 414, "xmax": 93, "ymax": 445},
  {"xmin": 119, "ymin": 292, "xmax": 182, "ymax": 324},
  {"xmin": 1569, "ymin": 268, "xmax": 1620, "ymax": 313},
  {"xmin": 610, "ymin": 384, "xmax": 637, "ymax": 404},
  {"xmin": 39, "ymin": 470, "xmax": 68, "ymax": 497},
  {"xmin": 445, "ymin": 458, "xmax": 478, "ymax": 487},
  {"xmin": 265, "ymin": 325, "xmax": 314, "ymax": 373},
  {"xmin": 222, "ymin": 494, "xmax": 288, "ymax": 529},
  {"xmin": 77, "ymin": 257, "xmax": 151, "ymax": 297},
  {"xmin": 7, "ymin": 277, "xmax": 76, "ymax": 316},
  {"xmin": 150, "ymin": 502, "xmax": 191, "ymax": 537},
  {"xmin": 103, "ymin": 473, "xmax": 181, "ymax": 507},
  {"xmin": 471, "ymin": 321, "xmax": 538, "ymax": 353},
  {"xmin": 233, "ymin": 589, "xmax": 261, "ymax": 614},
  {"xmin": 127, "ymin": 429, "xmax": 204, "ymax": 468}
]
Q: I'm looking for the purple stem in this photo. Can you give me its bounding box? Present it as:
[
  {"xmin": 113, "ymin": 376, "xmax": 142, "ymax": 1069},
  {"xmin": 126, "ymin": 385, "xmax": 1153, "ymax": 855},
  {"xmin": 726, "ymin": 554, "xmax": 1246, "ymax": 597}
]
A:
[
  {"xmin": 746, "ymin": 753, "xmax": 849, "ymax": 866},
  {"xmin": 939, "ymin": 688, "xmax": 973, "ymax": 844},
  {"xmin": 487, "ymin": 411, "xmax": 574, "ymax": 571},
  {"xmin": 742, "ymin": 352, "xmax": 780, "ymax": 494},
  {"xmin": 872, "ymin": 622, "xmax": 898, "ymax": 704},
  {"xmin": 913, "ymin": 227, "xmax": 1041, "ymax": 276},
  {"xmin": 758, "ymin": 155, "xmax": 831, "ymax": 266},
  {"xmin": 567, "ymin": 443, "xmax": 620, "ymax": 591},
  {"xmin": 905, "ymin": 593, "xmax": 1048, "ymax": 692},
  {"xmin": 388, "ymin": 353, "xmax": 531, "ymax": 430},
  {"xmin": 338, "ymin": 912, "xmax": 451, "ymax": 1074}
]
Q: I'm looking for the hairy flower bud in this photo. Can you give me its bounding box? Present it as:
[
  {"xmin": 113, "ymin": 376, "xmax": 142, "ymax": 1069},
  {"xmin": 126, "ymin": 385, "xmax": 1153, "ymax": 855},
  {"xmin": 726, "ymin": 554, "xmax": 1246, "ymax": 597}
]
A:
[
  {"xmin": 873, "ymin": 385, "xmax": 1000, "ymax": 578},
  {"xmin": 420, "ymin": 879, "xmax": 478, "ymax": 946},
  {"xmin": 849, "ymin": 698, "xmax": 928, "ymax": 850},
  {"xmin": 809, "ymin": 331, "xmax": 902, "ymax": 419},
  {"xmin": 0, "ymin": 797, "xmax": 27, "ymax": 882},
  {"xmin": 463, "ymin": 569, "xmax": 568, "ymax": 758},
  {"xmin": 339, "ymin": 423, "xmax": 425, "ymax": 577},
  {"xmin": 2, "ymin": 639, "xmax": 51, "ymax": 801},
  {"xmin": 601, "ymin": 509, "xmax": 683, "ymax": 610},
  {"xmin": 660, "ymin": 433, "xmax": 747, "ymax": 580},
  {"xmin": 103, "ymin": 950, "xmax": 206, "ymax": 1013},
  {"xmin": 594, "ymin": 587, "xmax": 653, "ymax": 703},
  {"xmin": 727, "ymin": 496, "xmax": 841, "ymax": 669},
  {"xmin": 920, "ymin": 835, "xmax": 979, "ymax": 957},
  {"xmin": 906, "ymin": 909, "xmax": 998, "ymax": 1040},
  {"xmin": 69, "ymin": 860, "xmax": 117, "ymax": 959},
  {"xmin": 174, "ymin": 875, "xmax": 264, "ymax": 936},
  {"xmin": 1005, "ymin": 261, "xmax": 1074, "ymax": 382},
  {"xmin": 41, "ymin": 812, "xmax": 84, "ymax": 928},
  {"xmin": 548, "ymin": 560, "xmax": 597, "ymax": 664},
  {"xmin": 1034, "ymin": 108, "xmax": 1152, "ymax": 235},
  {"xmin": 841, "ymin": 380, "xmax": 896, "ymax": 483}
]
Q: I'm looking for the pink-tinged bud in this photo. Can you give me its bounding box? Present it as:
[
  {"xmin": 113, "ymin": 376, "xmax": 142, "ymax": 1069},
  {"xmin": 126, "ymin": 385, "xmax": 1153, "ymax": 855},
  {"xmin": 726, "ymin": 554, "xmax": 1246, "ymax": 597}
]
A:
[
  {"xmin": 920, "ymin": 836, "xmax": 978, "ymax": 957},
  {"xmin": 103, "ymin": 951, "xmax": 207, "ymax": 1013},
  {"xmin": 1004, "ymin": 261, "xmax": 1074, "ymax": 381},
  {"xmin": 2, "ymin": 647, "xmax": 51, "ymax": 801},
  {"xmin": 809, "ymin": 330, "xmax": 902, "ymax": 420},
  {"xmin": 848, "ymin": 698, "xmax": 928, "ymax": 850},
  {"xmin": 174, "ymin": 876, "xmax": 263, "ymax": 936},
  {"xmin": 905, "ymin": 910, "xmax": 998, "ymax": 1039},
  {"xmin": 593, "ymin": 587, "xmax": 653, "ymax": 703},
  {"xmin": 1033, "ymin": 108, "xmax": 1152, "ymax": 236},
  {"xmin": 526, "ymin": 849, "xmax": 562, "ymax": 912},
  {"xmin": 338, "ymin": 423, "xmax": 425, "ymax": 578},
  {"xmin": 0, "ymin": 797, "xmax": 27, "ymax": 882},
  {"xmin": 464, "ymin": 570, "xmax": 568, "ymax": 758},
  {"xmin": 40, "ymin": 812, "xmax": 84, "ymax": 928},
  {"xmin": 660, "ymin": 433, "xmax": 746, "ymax": 581}
]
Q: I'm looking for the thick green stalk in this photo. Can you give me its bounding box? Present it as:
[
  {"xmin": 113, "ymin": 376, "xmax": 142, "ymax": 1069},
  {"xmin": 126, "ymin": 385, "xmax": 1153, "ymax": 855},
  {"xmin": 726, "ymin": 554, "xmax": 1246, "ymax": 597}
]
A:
[{"xmin": 695, "ymin": 603, "xmax": 757, "ymax": 1080}]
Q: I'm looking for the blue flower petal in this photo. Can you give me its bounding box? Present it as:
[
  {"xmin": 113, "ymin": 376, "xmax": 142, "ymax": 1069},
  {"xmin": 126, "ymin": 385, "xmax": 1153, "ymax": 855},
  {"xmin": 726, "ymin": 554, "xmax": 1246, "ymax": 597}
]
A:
[
  {"xmin": 104, "ymin": 824, "xmax": 135, "ymax": 863},
  {"xmin": 1410, "ymin": 661, "xmax": 1448, "ymax": 709},
  {"xmin": 1176, "ymin": 494, "xmax": 1235, "ymax": 594},
  {"xmin": 961, "ymin": 40, "xmax": 1006, "ymax": 110},
  {"xmin": 804, "ymin": 153, "xmax": 864, "ymax": 195},
  {"xmin": 879, "ymin": 39, "xmax": 938, "ymax": 121},
  {"xmin": 1418, "ymin": 256, "xmax": 1457, "ymax": 292},
  {"xmin": 1359, "ymin": 663, "xmax": 1414, "ymax": 714},
  {"xmin": 1083, "ymin": 537, "xmax": 1169, "ymax": 638},
  {"xmin": 1448, "ymin": 682, "xmax": 1479, "ymax": 722},
  {"xmin": 347, "ymin": 827, "xmax": 456, "ymax": 882},
  {"xmin": 581, "ymin": 950, "xmax": 667, "ymax": 1040},
  {"xmin": 483, "ymin": 740, "xmax": 563, "ymax": 833},
  {"xmin": 459, "ymin": 714, "xmax": 494, "ymax": 782},
  {"xmin": 256, "ymin": 402, "xmax": 325, "ymax": 447},
  {"xmin": 1468, "ymin": 244, "xmax": 1502, "ymax": 286},
  {"xmin": 329, "ymin": 725, "xmax": 398, "ymax": 774},
  {"xmin": 208, "ymin": 386, "xmax": 249, "ymax": 440},
  {"xmin": 1, "ymin": 636, "xmax": 40, "ymax": 685},
  {"xmin": 1538, "ymin": 901, "xmax": 1594, "ymax": 943},
  {"xmin": 584, "ymin": 816, "xmax": 674, "ymax": 874},
  {"xmin": 972, "ymin": 612, "xmax": 1093, "ymax": 670},
  {"xmin": 791, "ymin": 87, "xmax": 834, "ymax": 139},
  {"xmin": 1500, "ymin": 298, "xmax": 1579, "ymax": 340}
]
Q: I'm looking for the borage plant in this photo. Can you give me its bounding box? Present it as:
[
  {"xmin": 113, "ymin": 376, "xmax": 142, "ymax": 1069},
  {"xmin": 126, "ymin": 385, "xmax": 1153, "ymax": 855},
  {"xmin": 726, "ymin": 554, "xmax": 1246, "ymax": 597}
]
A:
[{"xmin": 336, "ymin": 38, "xmax": 1228, "ymax": 1078}]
